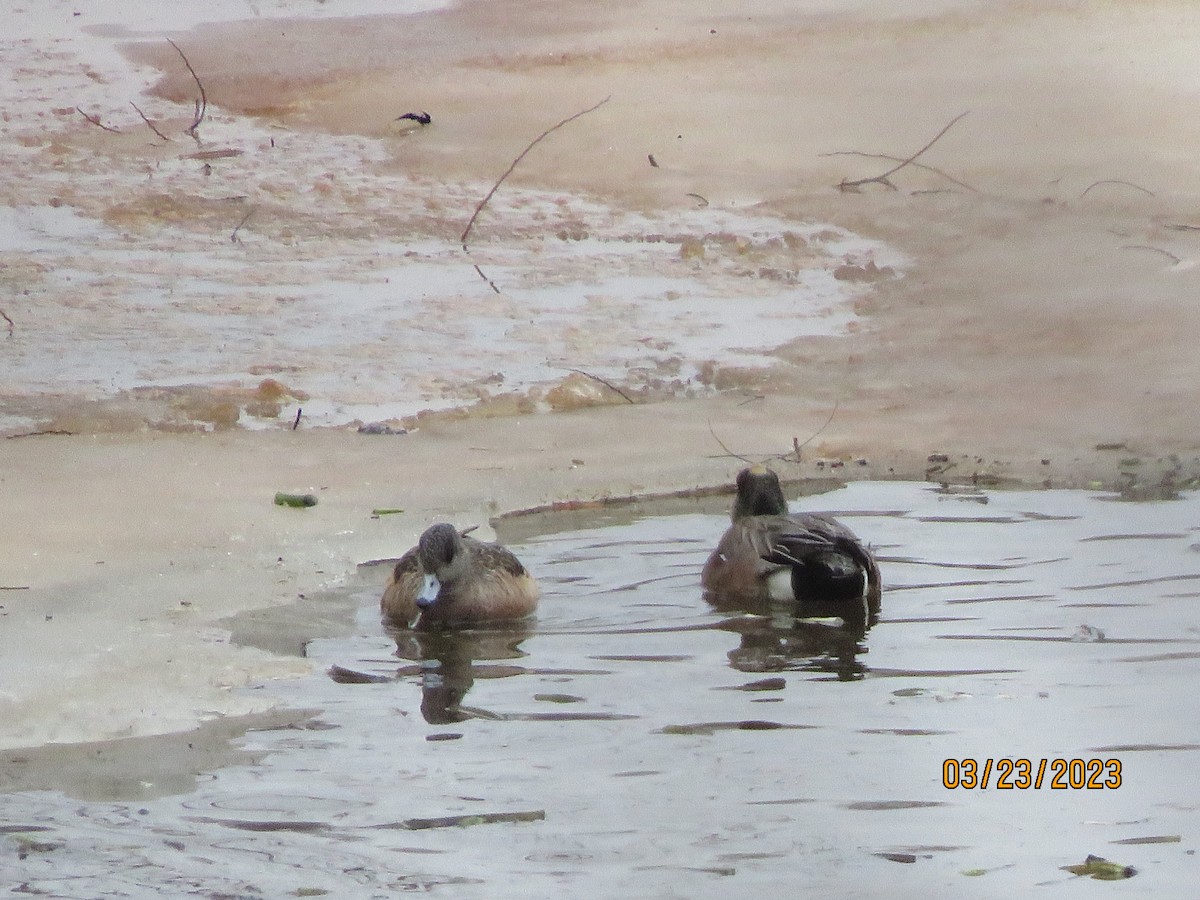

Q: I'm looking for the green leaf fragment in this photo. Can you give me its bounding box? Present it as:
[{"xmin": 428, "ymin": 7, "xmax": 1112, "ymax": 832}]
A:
[
  {"xmin": 1062, "ymin": 854, "xmax": 1136, "ymax": 880},
  {"xmin": 274, "ymin": 492, "xmax": 317, "ymax": 508}
]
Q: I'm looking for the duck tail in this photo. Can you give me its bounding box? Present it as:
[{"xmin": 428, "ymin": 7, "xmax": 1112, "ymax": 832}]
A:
[{"xmin": 833, "ymin": 537, "xmax": 882, "ymax": 624}]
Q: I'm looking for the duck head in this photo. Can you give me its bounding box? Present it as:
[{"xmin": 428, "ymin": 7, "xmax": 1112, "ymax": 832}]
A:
[
  {"xmin": 732, "ymin": 465, "xmax": 789, "ymax": 520},
  {"xmin": 415, "ymin": 523, "xmax": 465, "ymax": 610}
]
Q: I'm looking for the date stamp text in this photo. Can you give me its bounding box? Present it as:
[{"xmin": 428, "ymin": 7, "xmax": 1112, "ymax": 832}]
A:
[{"xmin": 942, "ymin": 758, "xmax": 1122, "ymax": 790}]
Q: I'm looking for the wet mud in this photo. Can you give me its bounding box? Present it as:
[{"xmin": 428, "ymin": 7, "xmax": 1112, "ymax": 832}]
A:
[{"xmin": 0, "ymin": 14, "xmax": 899, "ymax": 435}]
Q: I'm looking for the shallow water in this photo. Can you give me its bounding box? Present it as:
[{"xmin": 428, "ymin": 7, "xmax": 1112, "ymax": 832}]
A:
[{"xmin": 5, "ymin": 481, "xmax": 1198, "ymax": 896}]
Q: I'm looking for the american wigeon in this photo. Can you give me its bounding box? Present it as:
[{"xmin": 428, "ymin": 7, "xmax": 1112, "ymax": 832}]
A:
[
  {"xmin": 381, "ymin": 523, "xmax": 540, "ymax": 630},
  {"xmin": 701, "ymin": 466, "xmax": 881, "ymax": 629}
]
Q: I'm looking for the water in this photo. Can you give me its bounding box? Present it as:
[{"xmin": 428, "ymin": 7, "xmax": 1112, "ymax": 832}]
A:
[{"xmin": 4, "ymin": 482, "xmax": 1198, "ymax": 897}]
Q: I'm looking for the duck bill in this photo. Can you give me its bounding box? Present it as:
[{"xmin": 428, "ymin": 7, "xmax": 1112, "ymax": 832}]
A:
[{"xmin": 416, "ymin": 574, "xmax": 441, "ymax": 610}]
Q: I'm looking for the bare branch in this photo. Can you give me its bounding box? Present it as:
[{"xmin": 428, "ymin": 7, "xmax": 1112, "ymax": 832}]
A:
[
  {"xmin": 1080, "ymin": 179, "xmax": 1155, "ymax": 199},
  {"xmin": 130, "ymin": 101, "xmax": 170, "ymax": 142},
  {"xmin": 821, "ymin": 149, "xmax": 977, "ymax": 193},
  {"xmin": 566, "ymin": 368, "xmax": 635, "ymax": 404},
  {"xmin": 837, "ymin": 111, "xmax": 969, "ymax": 193},
  {"xmin": 472, "ymin": 264, "xmax": 501, "ymax": 294},
  {"xmin": 230, "ymin": 207, "xmax": 255, "ymax": 243},
  {"xmin": 5, "ymin": 430, "xmax": 74, "ymax": 439},
  {"xmin": 790, "ymin": 400, "xmax": 839, "ymax": 457},
  {"xmin": 706, "ymin": 420, "xmax": 755, "ymax": 465},
  {"xmin": 1120, "ymin": 244, "xmax": 1180, "ymax": 265},
  {"xmin": 707, "ymin": 400, "xmax": 839, "ymax": 466},
  {"xmin": 461, "ymin": 96, "xmax": 611, "ymax": 251},
  {"xmin": 166, "ymin": 38, "xmax": 207, "ymax": 138},
  {"xmin": 75, "ymin": 107, "xmax": 121, "ymax": 134},
  {"xmin": 185, "ymin": 148, "xmax": 243, "ymax": 161}
]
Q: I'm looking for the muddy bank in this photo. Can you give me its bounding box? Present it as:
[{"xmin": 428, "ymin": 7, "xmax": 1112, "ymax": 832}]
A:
[
  {"xmin": 0, "ymin": 708, "xmax": 315, "ymax": 801},
  {"xmin": 6, "ymin": 1, "xmax": 1198, "ymax": 451}
]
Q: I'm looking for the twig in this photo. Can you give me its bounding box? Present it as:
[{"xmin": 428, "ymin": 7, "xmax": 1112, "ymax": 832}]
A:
[
  {"xmin": 1163, "ymin": 223, "xmax": 1200, "ymax": 232},
  {"xmin": 1080, "ymin": 179, "xmax": 1155, "ymax": 199},
  {"xmin": 166, "ymin": 38, "xmax": 207, "ymax": 138},
  {"xmin": 706, "ymin": 400, "xmax": 839, "ymax": 465},
  {"xmin": 473, "ymin": 264, "xmax": 500, "ymax": 294},
  {"xmin": 566, "ymin": 368, "xmax": 634, "ymax": 404},
  {"xmin": 230, "ymin": 207, "xmax": 255, "ymax": 243},
  {"xmin": 1120, "ymin": 245, "xmax": 1181, "ymax": 265},
  {"xmin": 706, "ymin": 420, "xmax": 755, "ymax": 465},
  {"xmin": 376, "ymin": 810, "xmax": 546, "ymax": 830},
  {"xmin": 0, "ymin": 309, "xmax": 13, "ymax": 333},
  {"xmin": 685, "ymin": 192, "xmax": 709, "ymax": 208},
  {"xmin": 837, "ymin": 111, "xmax": 969, "ymax": 193},
  {"xmin": 395, "ymin": 111, "xmax": 432, "ymax": 125},
  {"xmin": 75, "ymin": 107, "xmax": 121, "ymax": 134},
  {"xmin": 130, "ymin": 101, "xmax": 170, "ymax": 142},
  {"xmin": 790, "ymin": 400, "xmax": 839, "ymax": 458},
  {"xmin": 821, "ymin": 150, "xmax": 977, "ymax": 192},
  {"xmin": 460, "ymin": 96, "xmax": 611, "ymax": 251},
  {"xmin": 292, "ymin": 407, "xmax": 302, "ymax": 430},
  {"xmin": 185, "ymin": 148, "xmax": 243, "ymax": 161}
]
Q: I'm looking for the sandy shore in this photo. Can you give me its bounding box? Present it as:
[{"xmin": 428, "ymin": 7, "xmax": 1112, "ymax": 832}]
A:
[{"xmin": 3, "ymin": 0, "xmax": 1199, "ymax": 750}]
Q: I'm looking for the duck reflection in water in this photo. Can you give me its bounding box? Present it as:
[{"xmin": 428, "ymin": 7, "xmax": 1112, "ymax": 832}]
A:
[
  {"xmin": 719, "ymin": 614, "xmax": 870, "ymax": 681},
  {"xmin": 701, "ymin": 466, "xmax": 883, "ymax": 680},
  {"xmin": 389, "ymin": 626, "xmax": 534, "ymax": 724}
]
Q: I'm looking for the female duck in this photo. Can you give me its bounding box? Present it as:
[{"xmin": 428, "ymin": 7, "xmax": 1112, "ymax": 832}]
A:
[
  {"xmin": 381, "ymin": 523, "xmax": 539, "ymax": 630},
  {"xmin": 701, "ymin": 466, "xmax": 881, "ymax": 629}
]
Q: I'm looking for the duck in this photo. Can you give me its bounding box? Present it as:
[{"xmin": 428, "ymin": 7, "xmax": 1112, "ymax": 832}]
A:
[
  {"xmin": 701, "ymin": 466, "xmax": 881, "ymax": 629},
  {"xmin": 381, "ymin": 523, "xmax": 540, "ymax": 630}
]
